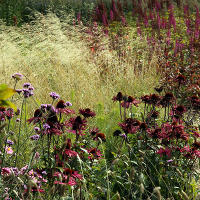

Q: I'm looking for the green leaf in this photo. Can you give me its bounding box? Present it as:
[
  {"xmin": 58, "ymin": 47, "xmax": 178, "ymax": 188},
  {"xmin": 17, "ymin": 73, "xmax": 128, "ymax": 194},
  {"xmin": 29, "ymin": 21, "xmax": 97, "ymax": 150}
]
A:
[
  {"xmin": 0, "ymin": 84, "xmax": 16, "ymax": 100},
  {"xmin": 0, "ymin": 100, "xmax": 17, "ymax": 110}
]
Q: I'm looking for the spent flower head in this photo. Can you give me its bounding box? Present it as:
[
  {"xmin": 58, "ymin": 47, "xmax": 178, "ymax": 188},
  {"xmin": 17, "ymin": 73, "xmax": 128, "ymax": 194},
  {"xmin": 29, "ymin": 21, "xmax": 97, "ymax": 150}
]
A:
[{"xmin": 12, "ymin": 73, "xmax": 23, "ymax": 81}]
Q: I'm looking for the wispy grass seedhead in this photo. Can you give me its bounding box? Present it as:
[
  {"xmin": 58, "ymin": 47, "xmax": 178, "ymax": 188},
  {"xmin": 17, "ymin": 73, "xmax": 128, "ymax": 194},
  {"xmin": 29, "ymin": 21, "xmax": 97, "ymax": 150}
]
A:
[{"xmin": 0, "ymin": 13, "xmax": 159, "ymax": 113}]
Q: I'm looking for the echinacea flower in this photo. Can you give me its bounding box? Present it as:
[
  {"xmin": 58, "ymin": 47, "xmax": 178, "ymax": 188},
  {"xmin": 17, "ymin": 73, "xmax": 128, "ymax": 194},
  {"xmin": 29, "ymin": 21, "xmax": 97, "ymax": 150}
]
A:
[
  {"xmin": 147, "ymin": 128, "xmax": 162, "ymax": 139},
  {"xmin": 154, "ymin": 86, "xmax": 164, "ymax": 93},
  {"xmin": 5, "ymin": 146, "xmax": 13, "ymax": 154},
  {"xmin": 113, "ymin": 130, "xmax": 121, "ymax": 136},
  {"xmin": 12, "ymin": 73, "xmax": 23, "ymax": 81},
  {"xmin": 66, "ymin": 116, "xmax": 87, "ymax": 132},
  {"xmin": 121, "ymin": 96, "xmax": 140, "ymax": 108},
  {"xmin": 112, "ymin": 92, "xmax": 123, "ymax": 102},
  {"xmin": 56, "ymin": 100, "xmax": 66, "ymax": 109},
  {"xmin": 88, "ymin": 148, "xmax": 102, "ymax": 160},
  {"xmin": 79, "ymin": 108, "xmax": 96, "ymax": 118},
  {"xmin": 149, "ymin": 94, "xmax": 161, "ymax": 105},
  {"xmin": 90, "ymin": 127, "xmax": 100, "ymax": 136},
  {"xmin": 119, "ymin": 118, "xmax": 141, "ymax": 134},
  {"xmin": 160, "ymin": 92, "xmax": 175, "ymax": 107},
  {"xmin": 141, "ymin": 95, "xmax": 151, "ymax": 104},
  {"xmin": 175, "ymin": 74, "xmax": 186, "ymax": 85},
  {"xmin": 94, "ymin": 133, "xmax": 106, "ymax": 142},
  {"xmin": 62, "ymin": 139, "xmax": 78, "ymax": 158},
  {"xmin": 27, "ymin": 109, "xmax": 43, "ymax": 124},
  {"xmin": 173, "ymin": 105, "xmax": 187, "ymax": 117},
  {"xmin": 56, "ymin": 100, "xmax": 75, "ymax": 115},
  {"xmin": 53, "ymin": 168, "xmax": 82, "ymax": 186},
  {"xmin": 157, "ymin": 147, "xmax": 171, "ymax": 158},
  {"xmin": 6, "ymin": 108, "xmax": 14, "ymax": 119},
  {"xmin": 1, "ymin": 168, "xmax": 11, "ymax": 176}
]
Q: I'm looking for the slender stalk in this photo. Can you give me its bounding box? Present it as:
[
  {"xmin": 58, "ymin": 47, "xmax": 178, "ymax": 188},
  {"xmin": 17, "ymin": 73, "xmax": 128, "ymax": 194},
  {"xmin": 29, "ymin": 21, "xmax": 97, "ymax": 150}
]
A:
[
  {"xmin": 0, "ymin": 119, "xmax": 11, "ymax": 171},
  {"xmin": 119, "ymin": 101, "xmax": 122, "ymax": 121},
  {"xmin": 14, "ymin": 98, "xmax": 25, "ymax": 167}
]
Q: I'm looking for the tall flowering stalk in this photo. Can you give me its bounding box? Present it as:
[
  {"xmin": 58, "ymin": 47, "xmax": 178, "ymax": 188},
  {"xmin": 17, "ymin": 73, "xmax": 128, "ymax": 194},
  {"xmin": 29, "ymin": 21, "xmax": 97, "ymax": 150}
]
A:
[{"xmin": 14, "ymin": 98, "xmax": 25, "ymax": 167}]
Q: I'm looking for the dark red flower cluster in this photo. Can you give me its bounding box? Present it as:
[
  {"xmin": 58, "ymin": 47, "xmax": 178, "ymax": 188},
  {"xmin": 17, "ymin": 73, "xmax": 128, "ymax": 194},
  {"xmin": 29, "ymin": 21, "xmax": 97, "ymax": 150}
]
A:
[
  {"xmin": 0, "ymin": 107, "xmax": 14, "ymax": 122},
  {"xmin": 56, "ymin": 100, "xmax": 75, "ymax": 115},
  {"xmin": 180, "ymin": 145, "xmax": 200, "ymax": 159},
  {"xmin": 141, "ymin": 94, "xmax": 161, "ymax": 106},
  {"xmin": 160, "ymin": 92, "xmax": 175, "ymax": 107},
  {"xmin": 94, "ymin": 132, "xmax": 106, "ymax": 142},
  {"xmin": 88, "ymin": 148, "xmax": 102, "ymax": 160},
  {"xmin": 189, "ymin": 95, "xmax": 200, "ymax": 110},
  {"xmin": 121, "ymin": 96, "xmax": 140, "ymax": 108},
  {"xmin": 148, "ymin": 121, "xmax": 189, "ymax": 141},
  {"xmin": 119, "ymin": 118, "xmax": 141, "ymax": 134},
  {"xmin": 172, "ymin": 105, "xmax": 187, "ymax": 118},
  {"xmin": 113, "ymin": 92, "xmax": 140, "ymax": 108},
  {"xmin": 175, "ymin": 74, "xmax": 186, "ymax": 85},
  {"xmin": 66, "ymin": 116, "xmax": 87, "ymax": 134},
  {"xmin": 54, "ymin": 139, "xmax": 78, "ymax": 167},
  {"xmin": 54, "ymin": 168, "xmax": 82, "ymax": 186},
  {"xmin": 112, "ymin": 92, "xmax": 123, "ymax": 102},
  {"xmin": 79, "ymin": 108, "xmax": 96, "ymax": 118},
  {"xmin": 27, "ymin": 109, "xmax": 43, "ymax": 124}
]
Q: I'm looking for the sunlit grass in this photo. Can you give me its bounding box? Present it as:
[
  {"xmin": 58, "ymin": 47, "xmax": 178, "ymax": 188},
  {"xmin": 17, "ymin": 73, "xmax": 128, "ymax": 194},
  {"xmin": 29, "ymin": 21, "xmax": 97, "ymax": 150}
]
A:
[{"xmin": 0, "ymin": 13, "xmax": 160, "ymax": 114}]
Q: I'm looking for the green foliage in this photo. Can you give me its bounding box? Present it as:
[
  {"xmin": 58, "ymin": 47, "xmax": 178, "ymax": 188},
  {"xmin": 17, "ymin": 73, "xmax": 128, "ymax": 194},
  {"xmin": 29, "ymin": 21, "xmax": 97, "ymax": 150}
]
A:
[{"xmin": 0, "ymin": 84, "xmax": 16, "ymax": 110}]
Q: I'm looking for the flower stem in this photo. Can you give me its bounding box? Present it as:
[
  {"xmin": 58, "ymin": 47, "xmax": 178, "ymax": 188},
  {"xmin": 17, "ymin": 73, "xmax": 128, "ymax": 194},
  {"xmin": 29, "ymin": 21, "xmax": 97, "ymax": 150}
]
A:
[
  {"xmin": 14, "ymin": 98, "xmax": 25, "ymax": 167},
  {"xmin": 0, "ymin": 119, "xmax": 11, "ymax": 173}
]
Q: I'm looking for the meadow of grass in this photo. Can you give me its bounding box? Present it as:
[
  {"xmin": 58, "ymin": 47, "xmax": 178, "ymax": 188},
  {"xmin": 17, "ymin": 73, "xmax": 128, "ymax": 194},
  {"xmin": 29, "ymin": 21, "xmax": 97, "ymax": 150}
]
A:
[
  {"xmin": 0, "ymin": 0, "xmax": 200, "ymax": 199},
  {"xmin": 0, "ymin": 12, "xmax": 159, "ymax": 112}
]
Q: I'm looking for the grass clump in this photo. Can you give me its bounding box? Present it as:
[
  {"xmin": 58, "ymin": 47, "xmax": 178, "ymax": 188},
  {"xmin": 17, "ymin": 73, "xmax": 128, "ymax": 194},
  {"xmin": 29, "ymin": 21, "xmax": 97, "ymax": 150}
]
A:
[{"xmin": 0, "ymin": 12, "xmax": 159, "ymax": 113}]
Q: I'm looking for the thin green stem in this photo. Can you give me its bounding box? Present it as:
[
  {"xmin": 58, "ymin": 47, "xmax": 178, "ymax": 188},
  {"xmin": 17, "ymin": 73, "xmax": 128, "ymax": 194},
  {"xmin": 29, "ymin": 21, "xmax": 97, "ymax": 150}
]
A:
[
  {"xmin": 0, "ymin": 119, "xmax": 11, "ymax": 172},
  {"xmin": 14, "ymin": 98, "xmax": 25, "ymax": 167}
]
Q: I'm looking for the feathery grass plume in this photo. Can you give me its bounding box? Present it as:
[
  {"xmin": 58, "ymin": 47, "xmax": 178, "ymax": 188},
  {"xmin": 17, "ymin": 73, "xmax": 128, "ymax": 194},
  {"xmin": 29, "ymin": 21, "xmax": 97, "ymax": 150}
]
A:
[
  {"xmin": 181, "ymin": 190, "xmax": 190, "ymax": 200},
  {"xmin": 176, "ymin": 168, "xmax": 183, "ymax": 176},
  {"xmin": 195, "ymin": 194, "xmax": 200, "ymax": 200},
  {"xmin": 153, "ymin": 187, "xmax": 162, "ymax": 200},
  {"xmin": 129, "ymin": 167, "xmax": 135, "ymax": 180},
  {"xmin": 140, "ymin": 183, "xmax": 144, "ymax": 194},
  {"xmin": 0, "ymin": 12, "xmax": 159, "ymax": 113}
]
